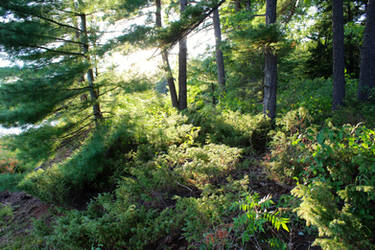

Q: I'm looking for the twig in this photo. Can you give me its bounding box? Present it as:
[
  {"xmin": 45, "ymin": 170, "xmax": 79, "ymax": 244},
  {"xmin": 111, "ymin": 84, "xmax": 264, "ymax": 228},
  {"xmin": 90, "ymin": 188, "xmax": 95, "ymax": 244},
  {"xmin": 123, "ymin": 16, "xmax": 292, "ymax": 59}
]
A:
[{"xmin": 175, "ymin": 181, "xmax": 193, "ymax": 193}]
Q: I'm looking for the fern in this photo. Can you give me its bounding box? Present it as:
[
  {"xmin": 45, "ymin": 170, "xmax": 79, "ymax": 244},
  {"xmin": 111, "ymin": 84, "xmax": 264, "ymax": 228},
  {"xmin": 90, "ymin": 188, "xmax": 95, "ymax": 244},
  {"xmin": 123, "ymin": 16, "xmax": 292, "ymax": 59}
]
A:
[{"xmin": 233, "ymin": 193, "xmax": 290, "ymax": 247}]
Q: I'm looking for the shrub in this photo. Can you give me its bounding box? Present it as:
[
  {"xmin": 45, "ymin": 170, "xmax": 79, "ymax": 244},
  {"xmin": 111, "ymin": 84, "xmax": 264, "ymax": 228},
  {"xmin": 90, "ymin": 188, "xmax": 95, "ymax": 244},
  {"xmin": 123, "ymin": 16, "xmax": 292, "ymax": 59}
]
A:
[
  {"xmin": 187, "ymin": 106, "xmax": 271, "ymax": 152},
  {"xmin": 292, "ymin": 124, "xmax": 375, "ymax": 249},
  {"xmin": 266, "ymin": 108, "xmax": 315, "ymax": 183},
  {"xmin": 231, "ymin": 193, "xmax": 289, "ymax": 249}
]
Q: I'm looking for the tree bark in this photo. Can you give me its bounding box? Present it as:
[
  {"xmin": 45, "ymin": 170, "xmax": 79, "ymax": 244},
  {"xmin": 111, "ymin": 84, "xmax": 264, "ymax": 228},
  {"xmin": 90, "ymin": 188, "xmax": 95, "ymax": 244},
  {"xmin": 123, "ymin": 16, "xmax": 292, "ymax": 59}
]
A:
[
  {"xmin": 332, "ymin": 0, "xmax": 346, "ymax": 109},
  {"xmin": 155, "ymin": 0, "xmax": 179, "ymax": 108},
  {"xmin": 234, "ymin": 0, "xmax": 241, "ymax": 11},
  {"xmin": 346, "ymin": 1, "xmax": 355, "ymax": 77},
  {"xmin": 245, "ymin": 0, "xmax": 251, "ymax": 11},
  {"xmin": 213, "ymin": 8, "xmax": 226, "ymax": 89},
  {"xmin": 80, "ymin": 14, "xmax": 103, "ymax": 125},
  {"xmin": 358, "ymin": 0, "xmax": 375, "ymax": 101},
  {"xmin": 178, "ymin": 0, "xmax": 188, "ymax": 110},
  {"xmin": 263, "ymin": 0, "xmax": 278, "ymax": 120}
]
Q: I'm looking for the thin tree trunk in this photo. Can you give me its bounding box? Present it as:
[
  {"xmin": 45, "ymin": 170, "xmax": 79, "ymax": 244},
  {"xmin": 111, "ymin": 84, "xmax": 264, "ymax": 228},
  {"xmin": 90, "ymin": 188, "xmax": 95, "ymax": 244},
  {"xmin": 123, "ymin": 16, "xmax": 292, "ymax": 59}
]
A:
[
  {"xmin": 332, "ymin": 0, "xmax": 346, "ymax": 109},
  {"xmin": 263, "ymin": 0, "xmax": 278, "ymax": 120},
  {"xmin": 80, "ymin": 14, "xmax": 103, "ymax": 125},
  {"xmin": 211, "ymin": 82, "xmax": 216, "ymax": 105},
  {"xmin": 178, "ymin": 0, "xmax": 188, "ymax": 110},
  {"xmin": 163, "ymin": 51, "xmax": 179, "ymax": 108},
  {"xmin": 358, "ymin": 0, "xmax": 375, "ymax": 101},
  {"xmin": 346, "ymin": 1, "xmax": 355, "ymax": 76},
  {"xmin": 234, "ymin": 0, "xmax": 241, "ymax": 11},
  {"xmin": 155, "ymin": 0, "xmax": 179, "ymax": 108},
  {"xmin": 73, "ymin": 16, "xmax": 85, "ymax": 83},
  {"xmin": 213, "ymin": 8, "xmax": 226, "ymax": 89},
  {"xmin": 245, "ymin": 0, "xmax": 251, "ymax": 11}
]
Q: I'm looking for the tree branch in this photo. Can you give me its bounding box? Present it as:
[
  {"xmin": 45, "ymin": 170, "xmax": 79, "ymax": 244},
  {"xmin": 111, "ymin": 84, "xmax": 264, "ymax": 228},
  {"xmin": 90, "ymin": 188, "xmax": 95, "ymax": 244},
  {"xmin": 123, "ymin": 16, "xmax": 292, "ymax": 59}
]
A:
[
  {"xmin": 1, "ymin": 26, "xmax": 86, "ymax": 46},
  {"xmin": 164, "ymin": 0, "xmax": 227, "ymax": 50},
  {"xmin": 4, "ymin": 5, "xmax": 83, "ymax": 32},
  {"xmin": 17, "ymin": 43, "xmax": 85, "ymax": 57}
]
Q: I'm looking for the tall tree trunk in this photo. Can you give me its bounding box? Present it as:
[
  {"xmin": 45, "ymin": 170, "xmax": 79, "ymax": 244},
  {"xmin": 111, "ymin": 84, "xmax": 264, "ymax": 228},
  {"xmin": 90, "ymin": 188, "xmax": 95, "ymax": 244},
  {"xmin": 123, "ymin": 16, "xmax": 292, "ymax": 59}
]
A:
[
  {"xmin": 346, "ymin": 1, "xmax": 355, "ymax": 77},
  {"xmin": 155, "ymin": 0, "xmax": 179, "ymax": 108},
  {"xmin": 178, "ymin": 0, "xmax": 188, "ymax": 110},
  {"xmin": 80, "ymin": 14, "xmax": 103, "ymax": 125},
  {"xmin": 358, "ymin": 0, "xmax": 375, "ymax": 101},
  {"xmin": 332, "ymin": 0, "xmax": 346, "ymax": 109},
  {"xmin": 263, "ymin": 0, "xmax": 278, "ymax": 120},
  {"xmin": 213, "ymin": 8, "xmax": 226, "ymax": 89},
  {"xmin": 245, "ymin": 0, "xmax": 251, "ymax": 11},
  {"xmin": 234, "ymin": 0, "xmax": 241, "ymax": 11}
]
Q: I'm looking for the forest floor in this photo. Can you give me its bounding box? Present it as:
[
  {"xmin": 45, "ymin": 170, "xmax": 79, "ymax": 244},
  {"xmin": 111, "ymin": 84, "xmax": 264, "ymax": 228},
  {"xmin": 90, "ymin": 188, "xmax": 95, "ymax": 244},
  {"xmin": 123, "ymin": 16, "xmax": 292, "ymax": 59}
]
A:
[
  {"xmin": 0, "ymin": 191, "xmax": 51, "ymax": 249},
  {"xmin": 0, "ymin": 160, "xmax": 320, "ymax": 249}
]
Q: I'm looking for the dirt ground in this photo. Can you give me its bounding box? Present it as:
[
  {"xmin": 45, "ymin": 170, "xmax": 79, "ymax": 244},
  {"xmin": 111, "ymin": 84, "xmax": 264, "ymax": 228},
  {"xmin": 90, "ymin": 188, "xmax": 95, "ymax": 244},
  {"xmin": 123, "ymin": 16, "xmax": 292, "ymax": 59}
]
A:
[{"xmin": 0, "ymin": 191, "xmax": 50, "ymax": 248}]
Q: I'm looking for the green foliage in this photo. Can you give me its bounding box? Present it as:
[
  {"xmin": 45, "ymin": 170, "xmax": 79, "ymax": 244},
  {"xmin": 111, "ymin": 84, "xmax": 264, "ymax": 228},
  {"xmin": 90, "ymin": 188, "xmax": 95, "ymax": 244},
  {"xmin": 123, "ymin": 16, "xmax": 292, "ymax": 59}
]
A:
[
  {"xmin": 0, "ymin": 173, "xmax": 24, "ymax": 192},
  {"xmin": 0, "ymin": 204, "xmax": 13, "ymax": 224},
  {"xmin": 186, "ymin": 105, "xmax": 272, "ymax": 152},
  {"xmin": 2, "ymin": 0, "xmax": 375, "ymax": 249},
  {"xmin": 30, "ymin": 123, "xmax": 245, "ymax": 249},
  {"xmin": 278, "ymin": 78, "xmax": 332, "ymax": 122},
  {"xmin": 265, "ymin": 108, "xmax": 314, "ymax": 183},
  {"xmin": 18, "ymin": 118, "xmax": 135, "ymax": 204},
  {"xmin": 232, "ymin": 193, "xmax": 289, "ymax": 249},
  {"xmin": 303, "ymin": 0, "xmax": 366, "ymax": 79},
  {"xmin": 292, "ymin": 125, "xmax": 375, "ymax": 249},
  {"xmin": 7, "ymin": 125, "xmax": 71, "ymax": 168}
]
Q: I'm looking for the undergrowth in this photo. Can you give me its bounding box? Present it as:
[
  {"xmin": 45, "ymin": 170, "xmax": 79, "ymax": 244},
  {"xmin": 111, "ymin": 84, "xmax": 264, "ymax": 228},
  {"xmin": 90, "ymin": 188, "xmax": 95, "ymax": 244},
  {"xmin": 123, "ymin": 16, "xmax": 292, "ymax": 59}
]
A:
[{"xmin": 1, "ymin": 77, "xmax": 375, "ymax": 249}]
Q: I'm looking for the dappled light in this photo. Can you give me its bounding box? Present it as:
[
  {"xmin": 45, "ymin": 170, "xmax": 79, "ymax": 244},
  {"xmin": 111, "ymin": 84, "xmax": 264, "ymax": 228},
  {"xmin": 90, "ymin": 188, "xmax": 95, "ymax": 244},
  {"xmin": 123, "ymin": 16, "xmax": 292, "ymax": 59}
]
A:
[{"xmin": 0, "ymin": 0, "xmax": 375, "ymax": 249}]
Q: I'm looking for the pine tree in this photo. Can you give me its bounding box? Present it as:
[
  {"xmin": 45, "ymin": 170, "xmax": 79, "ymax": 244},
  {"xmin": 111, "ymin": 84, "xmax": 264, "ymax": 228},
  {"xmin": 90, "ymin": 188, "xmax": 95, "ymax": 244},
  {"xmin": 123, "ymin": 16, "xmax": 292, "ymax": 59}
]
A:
[{"xmin": 0, "ymin": 0, "xmax": 109, "ymax": 164}]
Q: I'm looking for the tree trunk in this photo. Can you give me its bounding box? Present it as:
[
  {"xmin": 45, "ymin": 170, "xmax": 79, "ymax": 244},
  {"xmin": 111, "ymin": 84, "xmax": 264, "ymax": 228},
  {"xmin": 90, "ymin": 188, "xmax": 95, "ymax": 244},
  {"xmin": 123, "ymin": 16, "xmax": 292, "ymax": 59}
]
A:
[
  {"xmin": 155, "ymin": 0, "xmax": 179, "ymax": 108},
  {"xmin": 178, "ymin": 0, "xmax": 188, "ymax": 110},
  {"xmin": 263, "ymin": 0, "xmax": 278, "ymax": 120},
  {"xmin": 80, "ymin": 14, "xmax": 103, "ymax": 125},
  {"xmin": 234, "ymin": 0, "xmax": 241, "ymax": 11},
  {"xmin": 332, "ymin": 0, "xmax": 346, "ymax": 109},
  {"xmin": 358, "ymin": 0, "xmax": 375, "ymax": 101},
  {"xmin": 245, "ymin": 0, "xmax": 251, "ymax": 11},
  {"xmin": 345, "ymin": 1, "xmax": 355, "ymax": 77},
  {"xmin": 213, "ymin": 8, "xmax": 226, "ymax": 89}
]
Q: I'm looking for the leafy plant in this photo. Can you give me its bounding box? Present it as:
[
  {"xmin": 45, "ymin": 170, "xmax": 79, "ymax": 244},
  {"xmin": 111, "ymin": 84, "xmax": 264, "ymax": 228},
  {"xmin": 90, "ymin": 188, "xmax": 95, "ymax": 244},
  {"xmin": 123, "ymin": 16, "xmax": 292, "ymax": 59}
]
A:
[
  {"xmin": 292, "ymin": 124, "xmax": 375, "ymax": 249},
  {"xmin": 232, "ymin": 193, "xmax": 289, "ymax": 248}
]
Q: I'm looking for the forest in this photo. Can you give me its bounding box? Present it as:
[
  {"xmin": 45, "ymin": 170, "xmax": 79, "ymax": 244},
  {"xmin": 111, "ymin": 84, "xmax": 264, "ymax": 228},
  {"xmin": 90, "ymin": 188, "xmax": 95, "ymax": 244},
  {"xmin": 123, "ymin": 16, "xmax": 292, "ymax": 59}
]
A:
[{"xmin": 0, "ymin": 0, "xmax": 374, "ymax": 249}]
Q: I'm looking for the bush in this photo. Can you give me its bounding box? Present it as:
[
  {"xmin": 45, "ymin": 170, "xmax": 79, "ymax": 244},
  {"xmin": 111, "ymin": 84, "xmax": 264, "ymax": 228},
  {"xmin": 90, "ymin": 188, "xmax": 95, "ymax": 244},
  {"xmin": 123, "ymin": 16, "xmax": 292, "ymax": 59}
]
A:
[
  {"xmin": 187, "ymin": 106, "xmax": 271, "ymax": 152},
  {"xmin": 292, "ymin": 124, "xmax": 375, "ymax": 249},
  {"xmin": 266, "ymin": 108, "xmax": 315, "ymax": 183}
]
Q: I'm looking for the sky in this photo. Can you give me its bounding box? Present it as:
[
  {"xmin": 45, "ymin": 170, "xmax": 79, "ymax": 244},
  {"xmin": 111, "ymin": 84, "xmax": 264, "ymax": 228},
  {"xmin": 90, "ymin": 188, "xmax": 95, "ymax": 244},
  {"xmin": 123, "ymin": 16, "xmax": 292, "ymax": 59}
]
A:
[
  {"xmin": 104, "ymin": 26, "xmax": 214, "ymax": 75},
  {"xmin": 0, "ymin": 57, "xmax": 11, "ymax": 67},
  {"xmin": 101, "ymin": 8, "xmax": 215, "ymax": 76}
]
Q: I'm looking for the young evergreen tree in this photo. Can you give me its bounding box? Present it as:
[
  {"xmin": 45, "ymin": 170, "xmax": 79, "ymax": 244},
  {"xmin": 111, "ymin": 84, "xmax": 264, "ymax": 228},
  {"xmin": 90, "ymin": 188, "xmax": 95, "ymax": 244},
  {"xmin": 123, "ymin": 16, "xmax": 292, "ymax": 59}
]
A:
[
  {"xmin": 332, "ymin": 0, "xmax": 346, "ymax": 109},
  {"xmin": 358, "ymin": 0, "xmax": 375, "ymax": 101}
]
